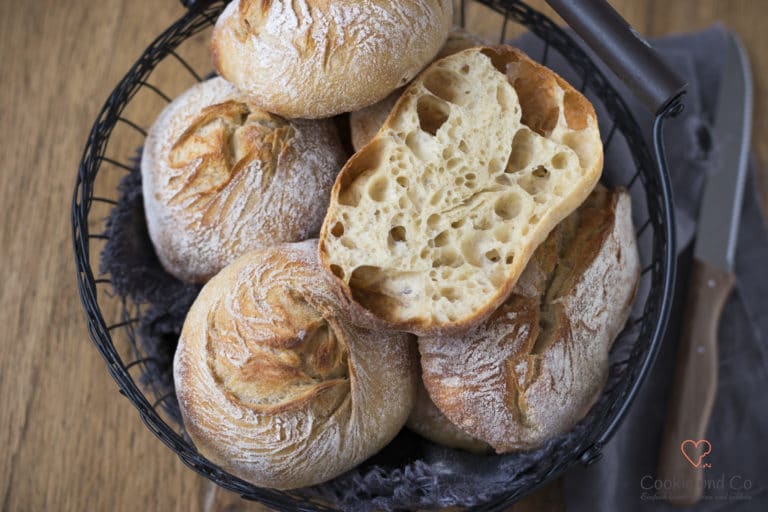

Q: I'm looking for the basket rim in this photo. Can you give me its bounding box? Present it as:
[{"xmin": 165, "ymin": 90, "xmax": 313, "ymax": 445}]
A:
[{"xmin": 71, "ymin": 0, "xmax": 678, "ymax": 509}]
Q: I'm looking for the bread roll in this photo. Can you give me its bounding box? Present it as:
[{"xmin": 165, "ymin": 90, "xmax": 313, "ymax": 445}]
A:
[
  {"xmin": 319, "ymin": 46, "xmax": 603, "ymax": 335},
  {"xmin": 211, "ymin": 0, "xmax": 453, "ymax": 119},
  {"xmin": 419, "ymin": 187, "xmax": 640, "ymax": 452},
  {"xmin": 174, "ymin": 240, "xmax": 417, "ymax": 489},
  {"xmin": 407, "ymin": 372, "xmax": 491, "ymax": 454},
  {"xmin": 142, "ymin": 77, "xmax": 345, "ymax": 283},
  {"xmin": 350, "ymin": 28, "xmax": 486, "ymax": 152}
]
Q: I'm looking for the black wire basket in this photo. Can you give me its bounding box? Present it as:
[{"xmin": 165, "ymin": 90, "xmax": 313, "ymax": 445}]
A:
[{"xmin": 72, "ymin": 0, "xmax": 682, "ymax": 509}]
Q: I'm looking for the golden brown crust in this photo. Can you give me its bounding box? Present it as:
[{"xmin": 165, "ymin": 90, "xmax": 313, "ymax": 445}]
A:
[
  {"xmin": 319, "ymin": 45, "xmax": 604, "ymax": 336},
  {"xmin": 211, "ymin": 0, "xmax": 454, "ymax": 118},
  {"xmin": 174, "ymin": 240, "xmax": 418, "ymax": 489},
  {"xmin": 142, "ymin": 77, "xmax": 346, "ymax": 283},
  {"xmin": 406, "ymin": 369, "xmax": 491, "ymax": 454},
  {"xmin": 418, "ymin": 187, "xmax": 640, "ymax": 452}
]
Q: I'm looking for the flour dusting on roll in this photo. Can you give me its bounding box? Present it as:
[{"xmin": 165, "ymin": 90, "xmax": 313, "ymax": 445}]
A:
[
  {"xmin": 142, "ymin": 77, "xmax": 346, "ymax": 283},
  {"xmin": 173, "ymin": 240, "xmax": 417, "ymax": 489},
  {"xmin": 211, "ymin": 0, "xmax": 453, "ymax": 118},
  {"xmin": 419, "ymin": 187, "xmax": 640, "ymax": 452}
]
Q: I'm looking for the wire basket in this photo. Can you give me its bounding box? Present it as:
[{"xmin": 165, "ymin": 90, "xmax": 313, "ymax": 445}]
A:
[{"xmin": 72, "ymin": 0, "xmax": 681, "ymax": 509}]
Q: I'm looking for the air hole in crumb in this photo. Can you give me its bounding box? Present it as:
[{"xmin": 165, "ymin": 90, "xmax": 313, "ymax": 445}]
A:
[
  {"xmin": 474, "ymin": 217, "xmax": 491, "ymax": 230},
  {"xmin": 506, "ymin": 254, "xmax": 514, "ymax": 264},
  {"xmin": 562, "ymin": 132, "xmax": 587, "ymax": 166},
  {"xmin": 367, "ymin": 175, "xmax": 389, "ymax": 201},
  {"xmin": 406, "ymin": 131, "xmax": 429, "ymax": 161},
  {"xmin": 420, "ymin": 248, "xmax": 429, "ymax": 259},
  {"xmin": 480, "ymin": 47, "xmax": 511, "ymax": 74},
  {"xmin": 496, "ymin": 84, "xmax": 514, "ymax": 112},
  {"xmin": 427, "ymin": 213, "xmax": 441, "ymax": 229},
  {"xmin": 493, "ymin": 226, "xmax": 510, "ymax": 243},
  {"xmin": 430, "ymin": 190, "xmax": 444, "ymax": 205},
  {"xmin": 441, "ymin": 287, "xmax": 460, "ymax": 302},
  {"xmin": 330, "ymin": 264, "xmax": 344, "ymax": 279},
  {"xmin": 434, "ymin": 248, "xmax": 461, "ymax": 268},
  {"xmin": 330, "ymin": 222, "xmax": 344, "ymax": 237},
  {"xmin": 552, "ymin": 152, "xmax": 569, "ymax": 169},
  {"xmin": 389, "ymin": 226, "xmax": 406, "ymax": 242},
  {"xmin": 485, "ymin": 249, "xmax": 500, "ymax": 262},
  {"xmin": 340, "ymin": 237, "xmax": 355, "ymax": 249},
  {"xmin": 399, "ymin": 196, "xmax": 409, "ymax": 208},
  {"xmin": 458, "ymin": 140, "xmax": 469, "ymax": 153},
  {"xmin": 494, "ymin": 193, "xmax": 521, "ymax": 220},
  {"xmin": 447, "ymin": 157, "xmax": 461, "ymax": 170},
  {"xmin": 423, "ymin": 69, "xmax": 461, "ymax": 103},
  {"xmin": 488, "ymin": 158, "xmax": 503, "ymax": 175},
  {"xmin": 495, "ymin": 175, "xmax": 512, "ymax": 186},
  {"xmin": 519, "ymin": 175, "xmax": 542, "ymax": 196},
  {"xmin": 434, "ymin": 231, "xmax": 450, "ymax": 247},
  {"xmin": 532, "ymin": 166, "xmax": 549, "ymax": 178},
  {"xmin": 460, "ymin": 64, "xmax": 470, "ymax": 74},
  {"xmin": 337, "ymin": 141, "xmax": 384, "ymax": 206},
  {"xmin": 417, "ymin": 95, "xmax": 450, "ymax": 136},
  {"xmin": 451, "ymin": 219, "xmax": 465, "ymax": 229},
  {"xmin": 465, "ymin": 172, "xmax": 476, "ymax": 180},
  {"xmin": 454, "ymin": 177, "xmax": 464, "ymax": 186},
  {"xmin": 506, "ymin": 129, "xmax": 534, "ymax": 172},
  {"xmin": 396, "ymin": 176, "xmax": 408, "ymax": 187}
]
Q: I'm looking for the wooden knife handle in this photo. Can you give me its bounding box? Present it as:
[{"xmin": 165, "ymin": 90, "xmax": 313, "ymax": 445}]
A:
[{"xmin": 657, "ymin": 258, "xmax": 734, "ymax": 506}]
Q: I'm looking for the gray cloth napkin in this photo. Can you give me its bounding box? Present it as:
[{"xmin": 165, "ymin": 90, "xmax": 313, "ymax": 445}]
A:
[{"xmin": 526, "ymin": 25, "xmax": 768, "ymax": 511}]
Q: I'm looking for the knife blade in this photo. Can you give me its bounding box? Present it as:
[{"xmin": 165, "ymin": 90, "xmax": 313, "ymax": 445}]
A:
[{"xmin": 657, "ymin": 32, "xmax": 752, "ymax": 506}]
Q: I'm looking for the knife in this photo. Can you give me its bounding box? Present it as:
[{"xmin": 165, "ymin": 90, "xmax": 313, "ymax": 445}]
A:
[{"xmin": 657, "ymin": 32, "xmax": 753, "ymax": 506}]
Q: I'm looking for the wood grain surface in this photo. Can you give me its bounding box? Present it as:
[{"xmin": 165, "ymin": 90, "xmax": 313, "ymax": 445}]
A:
[{"xmin": 0, "ymin": 1, "xmax": 765, "ymax": 511}]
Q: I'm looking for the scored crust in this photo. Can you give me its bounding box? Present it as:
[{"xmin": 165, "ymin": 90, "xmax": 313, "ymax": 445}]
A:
[
  {"xmin": 173, "ymin": 240, "xmax": 417, "ymax": 489},
  {"xmin": 211, "ymin": 0, "xmax": 453, "ymax": 118},
  {"xmin": 141, "ymin": 77, "xmax": 345, "ymax": 283},
  {"xmin": 418, "ymin": 187, "xmax": 640, "ymax": 452},
  {"xmin": 319, "ymin": 45, "xmax": 603, "ymax": 336}
]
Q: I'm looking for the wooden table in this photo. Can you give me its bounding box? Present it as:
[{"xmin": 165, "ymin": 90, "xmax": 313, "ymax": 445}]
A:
[{"xmin": 1, "ymin": 1, "xmax": 765, "ymax": 510}]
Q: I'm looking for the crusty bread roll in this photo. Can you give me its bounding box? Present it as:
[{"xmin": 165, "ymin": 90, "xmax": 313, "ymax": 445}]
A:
[
  {"xmin": 174, "ymin": 240, "xmax": 417, "ymax": 489},
  {"xmin": 142, "ymin": 77, "xmax": 345, "ymax": 283},
  {"xmin": 419, "ymin": 186, "xmax": 640, "ymax": 452},
  {"xmin": 319, "ymin": 45, "xmax": 603, "ymax": 335},
  {"xmin": 211, "ymin": 0, "xmax": 453, "ymax": 119},
  {"xmin": 407, "ymin": 371, "xmax": 491, "ymax": 454},
  {"xmin": 350, "ymin": 28, "xmax": 486, "ymax": 152}
]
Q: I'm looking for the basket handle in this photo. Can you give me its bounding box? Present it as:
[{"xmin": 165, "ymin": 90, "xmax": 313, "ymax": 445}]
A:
[{"xmin": 546, "ymin": 0, "xmax": 686, "ymax": 114}]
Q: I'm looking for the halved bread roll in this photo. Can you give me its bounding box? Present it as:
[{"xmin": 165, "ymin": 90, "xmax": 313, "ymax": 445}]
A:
[
  {"xmin": 419, "ymin": 187, "xmax": 640, "ymax": 452},
  {"xmin": 319, "ymin": 45, "xmax": 603, "ymax": 335},
  {"xmin": 350, "ymin": 28, "xmax": 487, "ymax": 152},
  {"xmin": 174, "ymin": 241, "xmax": 417, "ymax": 489}
]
